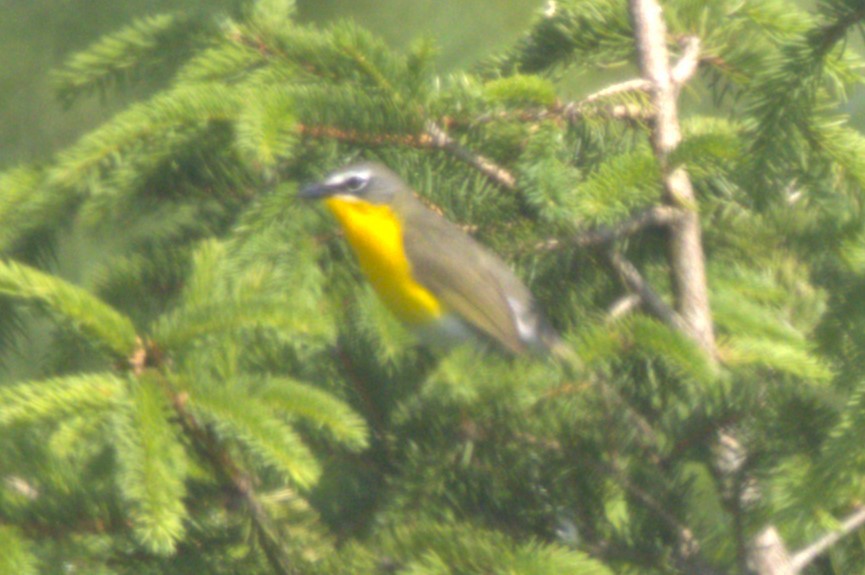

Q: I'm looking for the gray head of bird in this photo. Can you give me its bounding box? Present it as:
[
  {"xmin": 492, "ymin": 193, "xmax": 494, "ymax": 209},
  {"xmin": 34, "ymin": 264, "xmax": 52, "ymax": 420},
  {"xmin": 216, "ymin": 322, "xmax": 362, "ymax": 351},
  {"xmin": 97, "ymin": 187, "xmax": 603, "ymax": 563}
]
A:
[{"xmin": 298, "ymin": 162, "xmax": 406, "ymax": 206}]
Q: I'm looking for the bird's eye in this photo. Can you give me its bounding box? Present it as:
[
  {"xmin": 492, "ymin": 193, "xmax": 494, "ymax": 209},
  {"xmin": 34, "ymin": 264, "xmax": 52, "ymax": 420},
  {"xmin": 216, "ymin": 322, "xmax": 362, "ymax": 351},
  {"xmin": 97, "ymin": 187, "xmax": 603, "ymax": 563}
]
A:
[{"xmin": 344, "ymin": 175, "xmax": 369, "ymax": 192}]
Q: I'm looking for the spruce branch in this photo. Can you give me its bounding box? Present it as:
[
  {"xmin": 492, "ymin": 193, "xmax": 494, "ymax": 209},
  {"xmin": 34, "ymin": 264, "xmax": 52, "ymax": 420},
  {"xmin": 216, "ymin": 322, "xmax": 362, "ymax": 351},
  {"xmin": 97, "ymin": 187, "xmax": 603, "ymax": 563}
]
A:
[
  {"xmin": 51, "ymin": 13, "xmax": 192, "ymax": 106},
  {"xmin": 123, "ymin": 339, "xmax": 303, "ymax": 572},
  {"xmin": 0, "ymin": 259, "xmax": 138, "ymax": 359},
  {"xmin": 469, "ymin": 101, "xmax": 650, "ymax": 127},
  {"xmin": 580, "ymin": 449, "xmax": 710, "ymax": 570},
  {"xmin": 165, "ymin": 384, "xmax": 300, "ymax": 575},
  {"xmin": 334, "ymin": 344, "xmax": 389, "ymax": 442},
  {"xmin": 482, "ymin": 0, "xmax": 633, "ymax": 76},
  {"xmin": 5, "ymin": 508, "xmax": 131, "ymax": 540},
  {"xmin": 114, "ymin": 377, "xmax": 188, "ymax": 554},
  {"xmin": 815, "ymin": 2, "xmax": 865, "ymax": 54},
  {"xmin": 576, "ymin": 205, "xmax": 682, "ymax": 245},
  {"xmin": 536, "ymin": 206, "xmax": 683, "ymax": 325}
]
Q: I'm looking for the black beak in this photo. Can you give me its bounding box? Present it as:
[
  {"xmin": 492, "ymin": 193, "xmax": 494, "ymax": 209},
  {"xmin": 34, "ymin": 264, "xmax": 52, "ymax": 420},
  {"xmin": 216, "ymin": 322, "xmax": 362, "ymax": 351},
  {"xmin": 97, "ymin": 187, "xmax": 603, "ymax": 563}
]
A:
[{"xmin": 297, "ymin": 182, "xmax": 334, "ymax": 200}]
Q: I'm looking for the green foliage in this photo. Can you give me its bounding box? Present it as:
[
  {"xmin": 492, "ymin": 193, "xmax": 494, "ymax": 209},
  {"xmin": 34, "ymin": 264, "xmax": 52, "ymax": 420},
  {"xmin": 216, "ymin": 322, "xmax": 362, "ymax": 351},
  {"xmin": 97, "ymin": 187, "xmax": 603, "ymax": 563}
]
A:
[
  {"xmin": 483, "ymin": 74, "xmax": 558, "ymax": 107},
  {"xmin": 259, "ymin": 376, "xmax": 369, "ymax": 450},
  {"xmin": 152, "ymin": 234, "xmax": 330, "ymax": 350},
  {"xmin": 569, "ymin": 150, "xmax": 661, "ymax": 224},
  {"xmin": 236, "ymin": 86, "xmax": 298, "ymax": 174},
  {"xmin": 482, "ymin": 0, "xmax": 633, "ymax": 76},
  {"xmin": 321, "ymin": 521, "xmax": 612, "ymax": 575},
  {"xmin": 52, "ymin": 13, "xmax": 199, "ymax": 106},
  {"xmin": 112, "ymin": 377, "xmax": 189, "ymax": 554},
  {"xmin": 0, "ymin": 167, "xmax": 57, "ymax": 253},
  {"xmin": 3, "ymin": 0, "xmax": 865, "ymax": 573},
  {"xmin": 186, "ymin": 374, "xmax": 323, "ymax": 487},
  {"xmin": 712, "ymin": 263, "xmax": 832, "ymax": 381},
  {"xmin": 0, "ymin": 526, "xmax": 38, "ymax": 575},
  {"xmin": 810, "ymin": 376, "xmax": 865, "ymax": 501},
  {"xmin": 0, "ymin": 260, "xmax": 138, "ymax": 358},
  {"xmin": 0, "ymin": 373, "xmax": 123, "ymax": 426},
  {"xmin": 47, "ymin": 83, "xmax": 241, "ymax": 197},
  {"xmin": 627, "ymin": 316, "xmax": 717, "ymax": 385}
]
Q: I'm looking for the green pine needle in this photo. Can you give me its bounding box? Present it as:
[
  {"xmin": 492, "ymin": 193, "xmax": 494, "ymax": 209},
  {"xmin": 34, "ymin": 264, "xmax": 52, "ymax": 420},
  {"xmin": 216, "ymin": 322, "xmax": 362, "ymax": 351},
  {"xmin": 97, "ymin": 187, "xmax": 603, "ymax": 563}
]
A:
[
  {"xmin": 0, "ymin": 260, "xmax": 138, "ymax": 358},
  {"xmin": 260, "ymin": 376, "xmax": 369, "ymax": 450},
  {"xmin": 0, "ymin": 373, "xmax": 124, "ymax": 427},
  {"xmin": 113, "ymin": 377, "xmax": 189, "ymax": 555},
  {"xmin": 188, "ymin": 383, "xmax": 322, "ymax": 488},
  {"xmin": 52, "ymin": 13, "xmax": 194, "ymax": 106}
]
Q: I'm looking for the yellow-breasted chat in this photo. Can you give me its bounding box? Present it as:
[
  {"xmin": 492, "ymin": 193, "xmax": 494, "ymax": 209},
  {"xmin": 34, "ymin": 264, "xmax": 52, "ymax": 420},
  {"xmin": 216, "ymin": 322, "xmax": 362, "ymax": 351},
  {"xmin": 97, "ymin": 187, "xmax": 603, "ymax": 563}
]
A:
[{"xmin": 299, "ymin": 162, "xmax": 562, "ymax": 355}]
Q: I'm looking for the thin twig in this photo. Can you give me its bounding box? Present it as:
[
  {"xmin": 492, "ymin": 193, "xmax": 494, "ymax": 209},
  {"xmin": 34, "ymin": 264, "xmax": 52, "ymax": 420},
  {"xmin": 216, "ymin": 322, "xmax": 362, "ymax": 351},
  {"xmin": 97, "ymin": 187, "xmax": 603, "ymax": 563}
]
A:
[
  {"xmin": 469, "ymin": 82, "xmax": 653, "ymax": 128},
  {"xmin": 558, "ymin": 79, "xmax": 653, "ymax": 124},
  {"xmin": 671, "ymin": 36, "xmax": 701, "ymax": 87},
  {"xmin": 478, "ymin": 38, "xmax": 701, "ymax": 143},
  {"xmin": 541, "ymin": 374, "xmax": 665, "ymax": 466},
  {"xmin": 607, "ymin": 294, "xmax": 642, "ymax": 320},
  {"xmin": 602, "ymin": 249, "xmax": 688, "ymax": 334},
  {"xmin": 789, "ymin": 506, "xmax": 865, "ymax": 574},
  {"xmin": 297, "ymin": 122, "xmax": 518, "ymax": 190},
  {"xmin": 425, "ymin": 122, "xmax": 517, "ymax": 189},
  {"xmin": 537, "ymin": 205, "xmax": 683, "ymax": 251},
  {"xmin": 579, "ymin": 78, "xmax": 652, "ymax": 106}
]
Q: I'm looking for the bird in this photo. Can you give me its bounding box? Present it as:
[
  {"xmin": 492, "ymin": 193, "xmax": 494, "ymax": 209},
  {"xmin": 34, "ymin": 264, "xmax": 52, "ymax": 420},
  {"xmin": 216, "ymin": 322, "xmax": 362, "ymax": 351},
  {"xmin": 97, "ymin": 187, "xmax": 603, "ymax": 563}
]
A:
[{"xmin": 299, "ymin": 161, "xmax": 563, "ymax": 356}]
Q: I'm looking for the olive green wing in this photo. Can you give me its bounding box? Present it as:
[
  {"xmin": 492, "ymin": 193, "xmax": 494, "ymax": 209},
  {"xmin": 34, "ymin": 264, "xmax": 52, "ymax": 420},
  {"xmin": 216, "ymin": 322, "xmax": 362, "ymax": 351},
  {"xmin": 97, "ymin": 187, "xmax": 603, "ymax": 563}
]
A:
[{"xmin": 402, "ymin": 207, "xmax": 536, "ymax": 354}]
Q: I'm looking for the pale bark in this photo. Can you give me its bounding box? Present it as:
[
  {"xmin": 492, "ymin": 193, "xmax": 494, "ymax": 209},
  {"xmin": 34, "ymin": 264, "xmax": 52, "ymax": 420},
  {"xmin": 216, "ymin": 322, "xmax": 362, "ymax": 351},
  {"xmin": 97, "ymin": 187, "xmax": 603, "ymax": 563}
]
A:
[
  {"xmin": 629, "ymin": 0, "xmax": 716, "ymax": 358},
  {"xmin": 625, "ymin": 4, "xmax": 865, "ymax": 575}
]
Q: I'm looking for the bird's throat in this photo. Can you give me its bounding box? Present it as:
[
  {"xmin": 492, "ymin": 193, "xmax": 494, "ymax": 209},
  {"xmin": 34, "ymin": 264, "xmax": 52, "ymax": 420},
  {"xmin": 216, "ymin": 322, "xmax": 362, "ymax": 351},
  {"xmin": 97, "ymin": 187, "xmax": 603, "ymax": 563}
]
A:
[{"xmin": 324, "ymin": 197, "xmax": 443, "ymax": 325}]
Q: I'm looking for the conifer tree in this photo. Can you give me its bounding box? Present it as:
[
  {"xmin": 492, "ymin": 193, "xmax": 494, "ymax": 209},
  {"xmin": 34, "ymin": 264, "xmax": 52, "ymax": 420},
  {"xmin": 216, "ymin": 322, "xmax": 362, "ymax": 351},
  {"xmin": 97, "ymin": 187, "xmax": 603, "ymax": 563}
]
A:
[{"xmin": 2, "ymin": 1, "xmax": 865, "ymax": 574}]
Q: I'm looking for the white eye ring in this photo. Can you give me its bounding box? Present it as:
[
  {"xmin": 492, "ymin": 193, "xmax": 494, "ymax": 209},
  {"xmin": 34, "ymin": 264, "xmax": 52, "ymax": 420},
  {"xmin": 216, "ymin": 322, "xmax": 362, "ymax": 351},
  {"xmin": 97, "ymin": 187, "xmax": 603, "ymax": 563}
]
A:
[
  {"xmin": 344, "ymin": 175, "xmax": 369, "ymax": 192},
  {"xmin": 326, "ymin": 169, "xmax": 372, "ymax": 194}
]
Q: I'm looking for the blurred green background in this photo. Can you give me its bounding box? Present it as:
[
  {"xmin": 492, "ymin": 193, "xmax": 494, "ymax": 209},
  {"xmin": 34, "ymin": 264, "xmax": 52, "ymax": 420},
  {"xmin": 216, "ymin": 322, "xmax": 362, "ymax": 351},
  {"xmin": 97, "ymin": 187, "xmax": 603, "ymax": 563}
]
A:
[
  {"xmin": 4, "ymin": 0, "xmax": 862, "ymax": 170},
  {"xmin": 0, "ymin": 0, "xmax": 541, "ymax": 169}
]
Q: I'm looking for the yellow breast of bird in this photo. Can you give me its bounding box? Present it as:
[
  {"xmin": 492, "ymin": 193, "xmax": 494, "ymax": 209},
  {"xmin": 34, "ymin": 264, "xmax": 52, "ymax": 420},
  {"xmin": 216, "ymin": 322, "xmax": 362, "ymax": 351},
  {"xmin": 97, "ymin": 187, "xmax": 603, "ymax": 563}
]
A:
[{"xmin": 325, "ymin": 197, "xmax": 443, "ymax": 325}]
